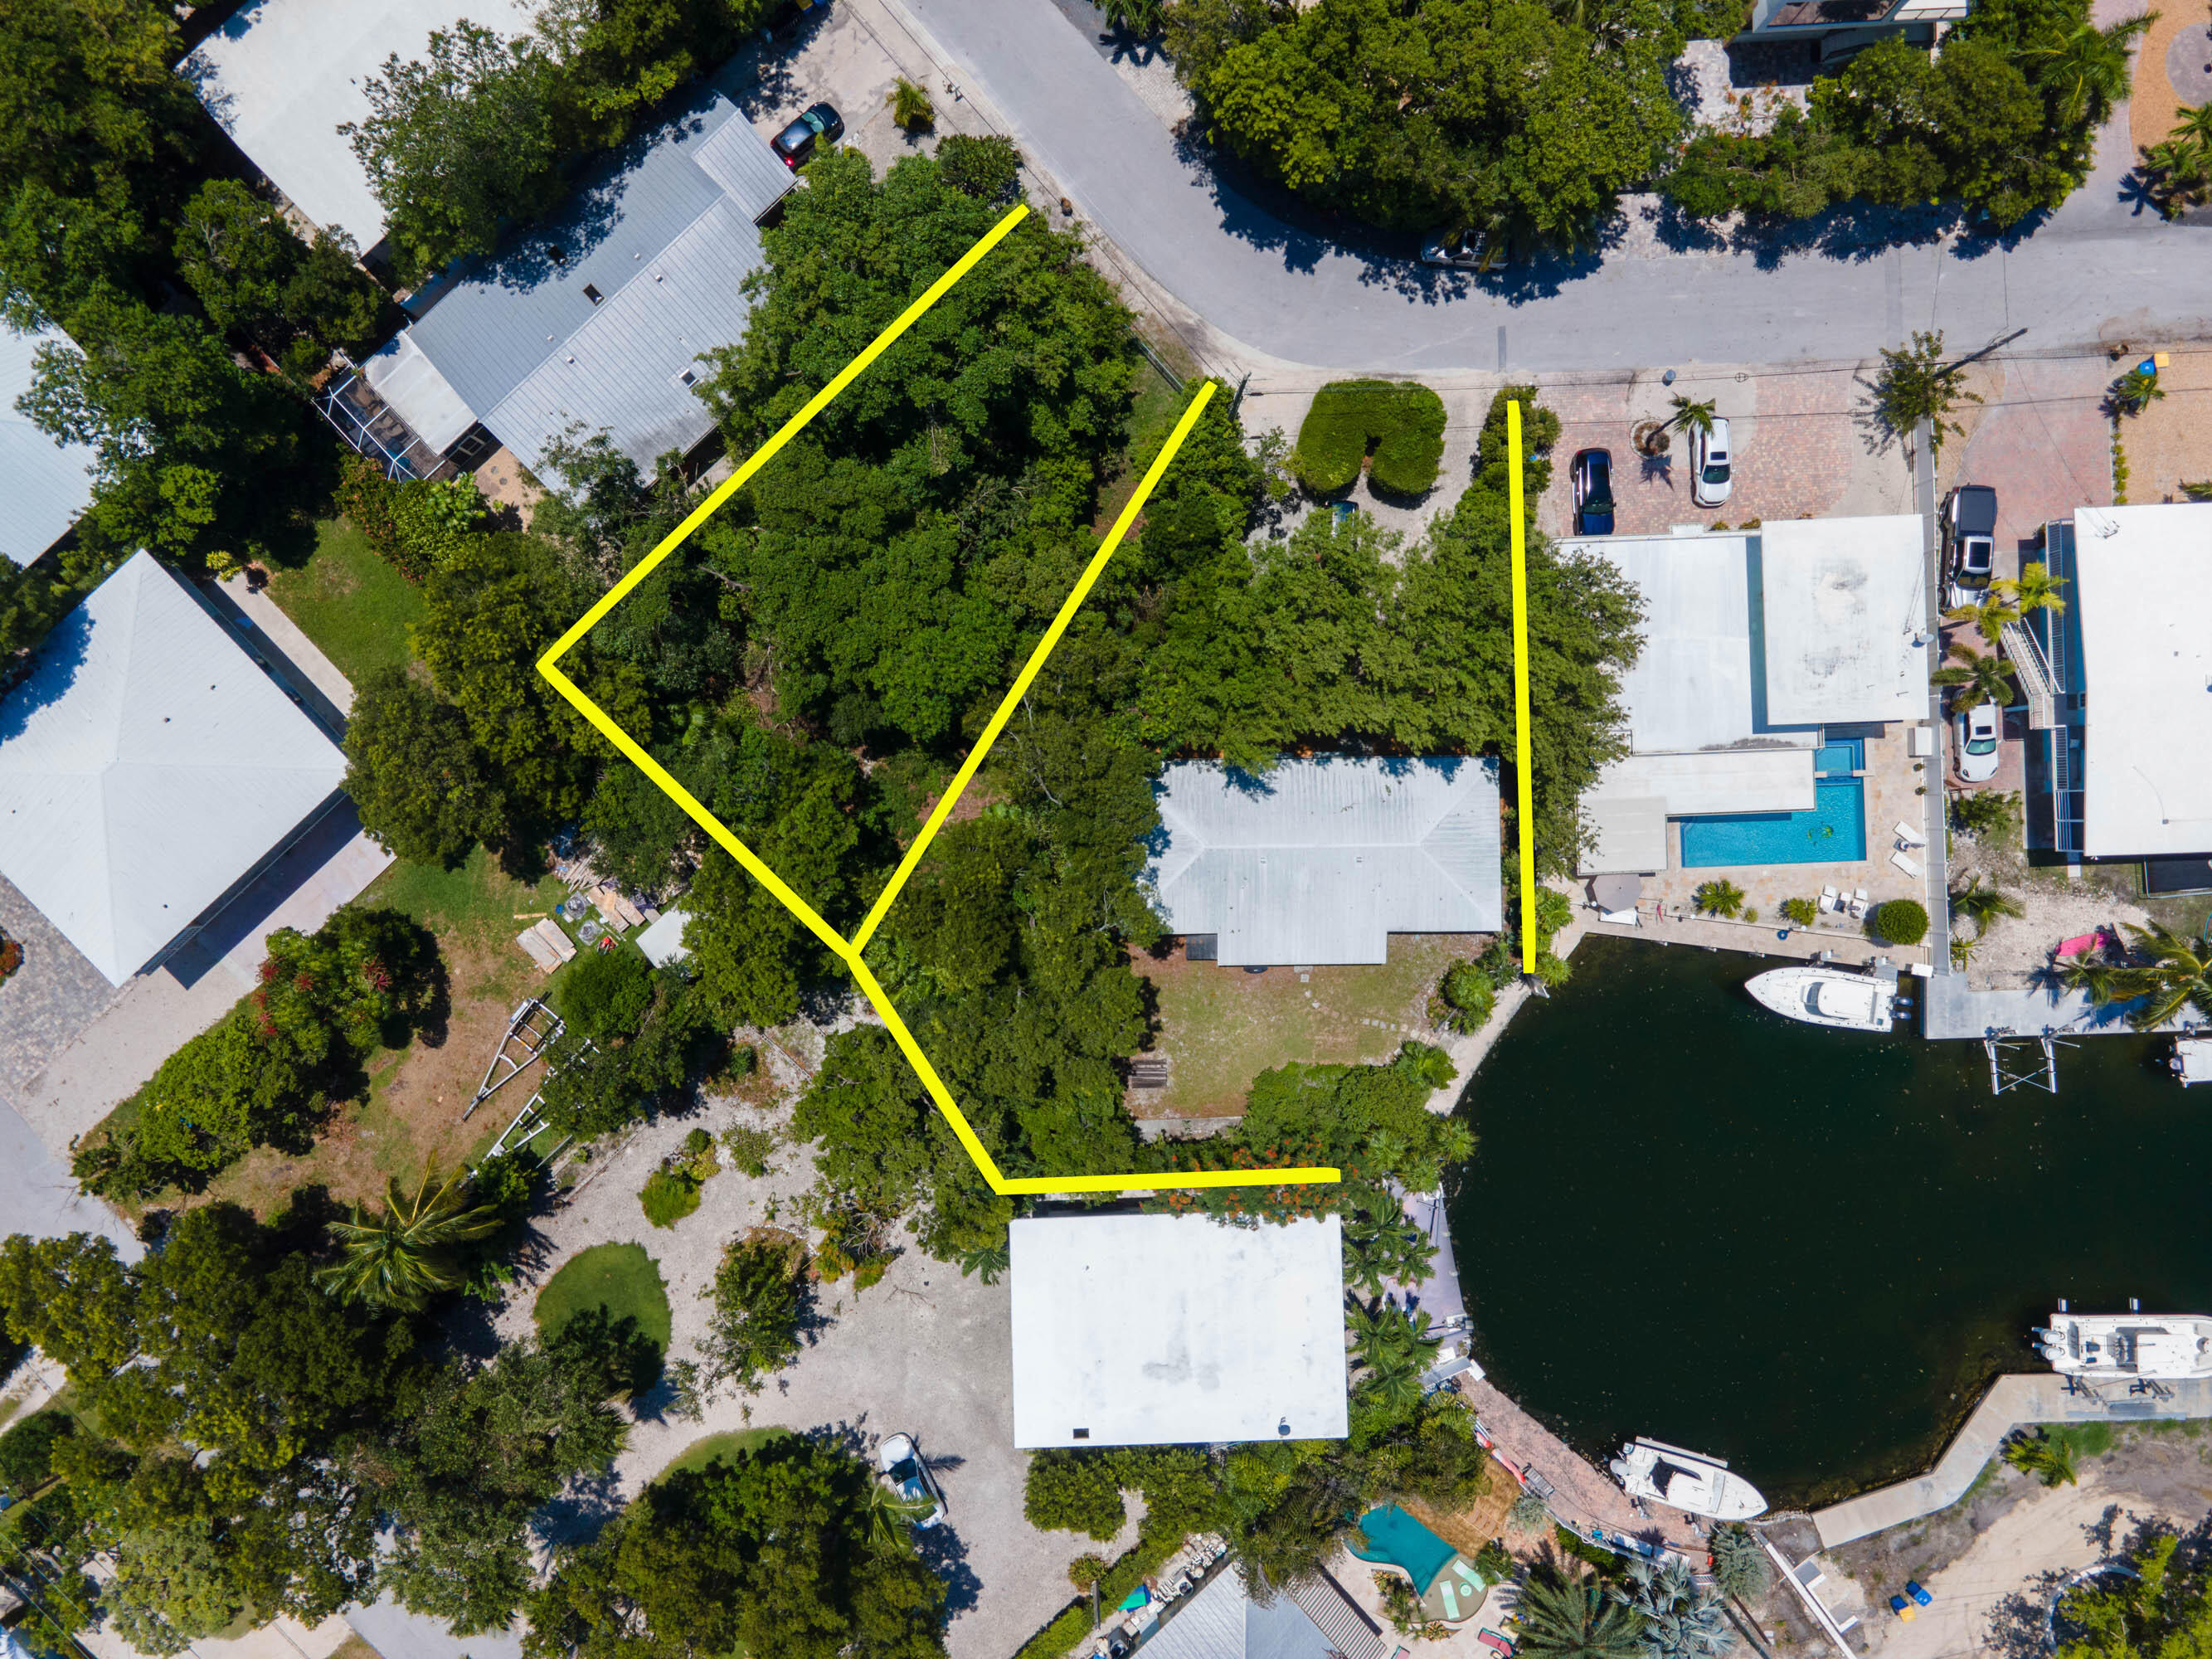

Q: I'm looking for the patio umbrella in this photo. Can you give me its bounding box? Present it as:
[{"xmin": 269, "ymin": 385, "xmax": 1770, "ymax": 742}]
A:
[{"xmin": 1592, "ymin": 873, "xmax": 1641, "ymax": 911}]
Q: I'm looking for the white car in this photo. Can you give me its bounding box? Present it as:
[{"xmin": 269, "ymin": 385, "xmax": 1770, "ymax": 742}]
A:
[
  {"xmin": 878, "ymin": 1433, "xmax": 946, "ymax": 1529},
  {"xmin": 1690, "ymin": 418, "xmax": 1733, "ymax": 508},
  {"xmin": 1955, "ymin": 703, "xmax": 2001, "ymax": 783}
]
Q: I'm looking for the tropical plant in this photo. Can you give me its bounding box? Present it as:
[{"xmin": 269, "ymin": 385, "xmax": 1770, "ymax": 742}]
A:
[
  {"xmin": 2023, "ymin": 15, "xmax": 2152, "ymax": 128},
  {"xmin": 1949, "ymin": 878, "xmax": 2023, "ymax": 937},
  {"xmin": 1103, "ymin": 0, "xmax": 1167, "ymax": 35},
  {"xmin": 1952, "ymin": 789, "xmax": 2021, "ymax": 840},
  {"xmin": 2003, "ymin": 1428, "xmax": 2078, "ymax": 1486},
  {"xmin": 1510, "ymin": 1489, "xmax": 1553, "ymax": 1532},
  {"xmin": 1692, "ymin": 880, "xmax": 1745, "ymax": 919},
  {"xmin": 955, "ymin": 1238, "xmax": 1010, "ymax": 1286},
  {"xmin": 1344, "ymin": 1218, "xmax": 1434, "ymax": 1299},
  {"xmin": 2108, "ymin": 921, "xmax": 2212, "ymax": 1030},
  {"xmin": 1941, "ymin": 591, "xmax": 2025, "ymax": 649},
  {"xmin": 1378, "ymin": 1569, "xmax": 1453, "ymax": 1641},
  {"xmin": 2182, "ymin": 479, "xmax": 2212, "ymax": 502},
  {"xmin": 1996, "ymin": 559, "xmax": 2066, "ymax": 617},
  {"xmin": 1612, "ymin": 1554, "xmax": 1736, "ymax": 1659},
  {"xmin": 887, "ymin": 77, "xmax": 934, "ymax": 131},
  {"xmin": 1930, "ymin": 640, "xmax": 2019, "ymax": 707},
  {"xmin": 2111, "ymin": 367, "xmax": 2166, "ymax": 416},
  {"xmin": 1871, "ymin": 899, "xmax": 1929, "ymax": 946},
  {"xmin": 861, "ymin": 1476, "xmax": 936, "ymax": 1550},
  {"xmin": 1668, "ymin": 395, "xmax": 1718, "ymax": 436},
  {"xmin": 1870, "ymin": 331, "xmax": 1982, "ymax": 456},
  {"xmin": 1515, "ymin": 1563, "xmax": 1650, "ymax": 1659},
  {"xmin": 317, "ymin": 1167, "xmax": 502, "ymax": 1310},
  {"xmin": 1709, "ymin": 1523, "xmax": 1770, "ymax": 1601},
  {"xmin": 1951, "ymin": 933, "xmax": 1979, "ymax": 969},
  {"xmin": 1781, "ymin": 897, "xmax": 1818, "ymax": 927},
  {"xmin": 2058, "ymin": 952, "xmax": 2121, "ymax": 1005},
  {"xmin": 1438, "ymin": 960, "xmax": 1500, "ymax": 1034}
]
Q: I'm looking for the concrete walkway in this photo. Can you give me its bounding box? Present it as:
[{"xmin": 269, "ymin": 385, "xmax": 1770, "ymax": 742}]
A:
[
  {"xmin": 1920, "ymin": 971, "xmax": 2207, "ymax": 1041},
  {"xmin": 1810, "ymin": 1371, "xmax": 2212, "ymax": 1548}
]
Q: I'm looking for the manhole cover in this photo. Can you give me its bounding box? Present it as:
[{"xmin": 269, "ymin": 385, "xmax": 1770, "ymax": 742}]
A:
[{"xmin": 2168, "ymin": 24, "xmax": 2212, "ymax": 106}]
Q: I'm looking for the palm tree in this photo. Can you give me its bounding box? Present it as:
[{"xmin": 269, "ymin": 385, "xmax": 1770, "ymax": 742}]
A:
[
  {"xmin": 1516, "ymin": 1564, "xmax": 1649, "ymax": 1659},
  {"xmin": 2109, "ymin": 920, "xmax": 2212, "ymax": 1030},
  {"xmin": 2058, "ymin": 952, "xmax": 2121, "ymax": 1005},
  {"xmin": 1348, "ymin": 1299, "xmax": 1442, "ymax": 1375},
  {"xmin": 1929, "ymin": 640, "xmax": 2017, "ymax": 710},
  {"xmin": 1612, "ymin": 1556, "xmax": 1736, "ymax": 1659},
  {"xmin": 1995, "ymin": 559, "xmax": 2066, "ymax": 618},
  {"xmin": 1942, "ymin": 591, "xmax": 2023, "ymax": 647},
  {"xmin": 863, "ymin": 1477, "xmax": 936, "ymax": 1551},
  {"xmin": 1102, "ymin": 0, "xmax": 1165, "ymax": 36},
  {"xmin": 1709, "ymin": 1523, "xmax": 1770, "ymax": 1601},
  {"xmin": 1949, "ymin": 878, "xmax": 2024, "ymax": 938},
  {"xmin": 2002, "ymin": 1428, "xmax": 2079, "ymax": 1486},
  {"xmin": 2110, "ymin": 367, "xmax": 2165, "ymax": 416},
  {"xmin": 1692, "ymin": 879, "xmax": 1745, "ymax": 919},
  {"xmin": 887, "ymin": 78, "xmax": 934, "ymax": 132},
  {"xmin": 2024, "ymin": 15, "xmax": 2152, "ymax": 128},
  {"xmin": 1668, "ymin": 395, "xmax": 1718, "ymax": 437},
  {"xmin": 316, "ymin": 1167, "xmax": 502, "ymax": 1311},
  {"xmin": 1344, "ymin": 1219, "xmax": 1433, "ymax": 1300}
]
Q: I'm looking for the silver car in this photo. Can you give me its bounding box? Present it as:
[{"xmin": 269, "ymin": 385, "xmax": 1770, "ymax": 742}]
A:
[{"xmin": 1690, "ymin": 417, "xmax": 1733, "ymax": 508}]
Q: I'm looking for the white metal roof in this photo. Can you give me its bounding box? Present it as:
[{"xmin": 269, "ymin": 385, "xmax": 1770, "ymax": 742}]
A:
[
  {"xmin": 1757, "ymin": 515, "xmax": 1930, "ymax": 726},
  {"xmin": 1146, "ymin": 757, "xmax": 1502, "ymax": 966},
  {"xmin": 178, "ymin": 0, "xmax": 540, "ymax": 250},
  {"xmin": 361, "ymin": 333, "xmax": 479, "ymax": 454},
  {"xmin": 0, "ymin": 322, "xmax": 97, "ymax": 567},
  {"xmin": 1564, "ymin": 530, "xmax": 1762, "ymax": 752},
  {"xmin": 1009, "ymin": 1212, "xmax": 1348, "ymax": 1448},
  {"xmin": 634, "ymin": 907, "xmax": 692, "ymax": 967},
  {"xmin": 0, "ymin": 552, "xmax": 348, "ymax": 984},
  {"xmin": 2073, "ymin": 504, "xmax": 2212, "ymax": 856}
]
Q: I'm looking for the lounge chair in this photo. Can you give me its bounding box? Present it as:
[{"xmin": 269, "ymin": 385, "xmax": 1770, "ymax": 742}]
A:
[
  {"xmin": 1818, "ymin": 888, "xmax": 1838, "ymax": 913},
  {"xmin": 1848, "ymin": 897, "xmax": 1869, "ymax": 920},
  {"xmin": 1894, "ymin": 820, "xmax": 1928, "ymax": 849},
  {"xmin": 1890, "ymin": 850, "xmax": 1923, "ymax": 878},
  {"xmin": 1855, "ymin": 887, "xmax": 1870, "ymax": 904}
]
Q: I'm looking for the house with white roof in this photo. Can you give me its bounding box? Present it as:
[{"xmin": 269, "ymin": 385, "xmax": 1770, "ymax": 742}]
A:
[
  {"xmin": 1145, "ymin": 757, "xmax": 1502, "ymax": 967},
  {"xmin": 0, "ymin": 553, "xmax": 350, "ymax": 985},
  {"xmin": 0, "ymin": 322, "xmax": 98, "ymax": 567},
  {"xmin": 2030, "ymin": 504, "xmax": 2212, "ymax": 882},
  {"xmin": 1009, "ymin": 1212, "xmax": 1348, "ymax": 1449},
  {"xmin": 1563, "ymin": 518, "xmax": 1930, "ymax": 874}
]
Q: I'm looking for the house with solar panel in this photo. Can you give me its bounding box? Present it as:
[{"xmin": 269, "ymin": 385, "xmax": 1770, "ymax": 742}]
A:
[
  {"xmin": 181, "ymin": 0, "xmax": 795, "ymax": 485},
  {"xmin": 1144, "ymin": 757, "xmax": 1503, "ymax": 967}
]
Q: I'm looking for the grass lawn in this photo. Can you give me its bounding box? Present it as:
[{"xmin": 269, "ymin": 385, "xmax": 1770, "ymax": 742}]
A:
[
  {"xmin": 263, "ymin": 516, "xmax": 425, "ymax": 688},
  {"xmin": 330, "ymin": 1638, "xmax": 388, "ymax": 1659},
  {"xmin": 656, "ymin": 1427, "xmax": 794, "ymax": 1484},
  {"xmin": 535, "ymin": 1243, "xmax": 673, "ymax": 1376},
  {"xmin": 1140, "ymin": 935, "xmax": 1462, "ymax": 1117}
]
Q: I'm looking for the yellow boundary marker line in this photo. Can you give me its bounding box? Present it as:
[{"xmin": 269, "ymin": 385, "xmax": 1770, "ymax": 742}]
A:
[
  {"xmin": 1509, "ymin": 401, "xmax": 1538, "ymax": 975},
  {"xmin": 537, "ymin": 207, "xmax": 1337, "ymax": 1198}
]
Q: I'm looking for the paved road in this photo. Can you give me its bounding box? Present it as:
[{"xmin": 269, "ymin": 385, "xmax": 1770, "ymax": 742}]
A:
[
  {"xmin": 904, "ymin": 0, "xmax": 2212, "ymax": 372},
  {"xmin": 0, "ymin": 1097, "xmax": 139, "ymax": 1260}
]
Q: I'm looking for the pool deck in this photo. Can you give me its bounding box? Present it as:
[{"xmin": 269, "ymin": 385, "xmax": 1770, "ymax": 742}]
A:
[{"xmin": 1809, "ymin": 1371, "xmax": 2212, "ymax": 1548}]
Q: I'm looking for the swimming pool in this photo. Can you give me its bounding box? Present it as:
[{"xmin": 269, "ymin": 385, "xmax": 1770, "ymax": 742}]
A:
[
  {"xmin": 1345, "ymin": 1506, "xmax": 1456, "ymax": 1595},
  {"xmin": 1813, "ymin": 737, "xmax": 1864, "ymax": 775},
  {"xmin": 1680, "ymin": 778, "xmax": 1867, "ymax": 867}
]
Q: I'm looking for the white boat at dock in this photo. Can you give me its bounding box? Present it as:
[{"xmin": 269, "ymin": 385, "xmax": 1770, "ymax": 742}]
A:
[
  {"xmin": 1609, "ymin": 1438, "xmax": 1767, "ymax": 1520},
  {"xmin": 2172, "ymin": 1034, "xmax": 2212, "ymax": 1086},
  {"xmin": 1746, "ymin": 964, "xmax": 1894, "ymax": 1032},
  {"xmin": 2036, "ymin": 1310, "xmax": 2212, "ymax": 1379}
]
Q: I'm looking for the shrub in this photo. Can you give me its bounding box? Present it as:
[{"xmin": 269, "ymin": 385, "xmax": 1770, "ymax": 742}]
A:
[
  {"xmin": 1709, "ymin": 1523, "xmax": 1769, "ymax": 1599},
  {"xmin": 1377, "ymin": 1570, "xmax": 1451, "ymax": 1640},
  {"xmin": 1872, "ymin": 899, "xmax": 1929, "ymax": 946},
  {"xmin": 558, "ymin": 946, "xmax": 654, "ymax": 1044},
  {"xmin": 1291, "ymin": 380, "xmax": 1448, "ymax": 497},
  {"xmin": 1508, "ymin": 1489, "xmax": 1551, "ymax": 1531},
  {"xmin": 639, "ymin": 1168, "xmax": 702, "ymax": 1228},
  {"xmin": 1951, "ymin": 789, "xmax": 2020, "ymax": 841},
  {"xmin": 1475, "ymin": 1540, "xmax": 1513, "ymax": 1581},
  {"xmin": 722, "ymin": 1123, "xmax": 777, "ymax": 1178},
  {"xmin": 888, "ymin": 78, "xmax": 935, "ymax": 131},
  {"xmin": 0, "ymin": 1411, "xmax": 73, "ymax": 1496},
  {"xmin": 1024, "ymin": 1449, "xmax": 1127, "ymax": 1540},
  {"xmin": 698, "ymin": 1233, "xmax": 807, "ymax": 1394},
  {"xmin": 936, "ymin": 134, "xmax": 1023, "ymax": 201},
  {"xmin": 1780, "ymin": 897, "xmax": 1818, "ymax": 927},
  {"xmin": 1437, "ymin": 961, "xmax": 1498, "ymax": 1034}
]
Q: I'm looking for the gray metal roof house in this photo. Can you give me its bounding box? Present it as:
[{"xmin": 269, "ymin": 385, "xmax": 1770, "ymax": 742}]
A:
[
  {"xmin": 359, "ymin": 84, "xmax": 795, "ymax": 484},
  {"xmin": 1145, "ymin": 757, "xmax": 1504, "ymax": 966},
  {"xmin": 0, "ymin": 321, "xmax": 97, "ymax": 567}
]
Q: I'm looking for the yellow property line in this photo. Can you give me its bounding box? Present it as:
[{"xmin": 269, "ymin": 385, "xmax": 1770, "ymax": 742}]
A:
[
  {"xmin": 1508, "ymin": 401, "xmax": 1538, "ymax": 976},
  {"xmin": 537, "ymin": 206, "xmax": 1338, "ymax": 1198}
]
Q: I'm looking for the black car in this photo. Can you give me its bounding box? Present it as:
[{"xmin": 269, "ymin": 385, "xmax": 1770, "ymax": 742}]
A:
[
  {"xmin": 771, "ymin": 102, "xmax": 844, "ymax": 169},
  {"xmin": 1572, "ymin": 448, "xmax": 1615, "ymax": 536},
  {"xmin": 1943, "ymin": 484, "xmax": 1997, "ymax": 604}
]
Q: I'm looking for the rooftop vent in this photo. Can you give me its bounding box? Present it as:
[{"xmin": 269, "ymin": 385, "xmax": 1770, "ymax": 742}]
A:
[
  {"xmin": 583, "ymin": 283, "xmax": 603, "ymax": 304},
  {"xmin": 547, "ymin": 245, "xmax": 566, "ymax": 265}
]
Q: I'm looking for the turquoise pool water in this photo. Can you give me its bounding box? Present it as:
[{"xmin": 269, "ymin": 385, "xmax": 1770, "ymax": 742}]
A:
[
  {"xmin": 1345, "ymin": 1506, "xmax": 1456, "ymax": 1595},
  {"xmin": 1814, "ymin": 737, "xmax": 1864, "ymax": 774},
  {"xmin": 1680, "ymin": 778, "xmax": 1867, "ymax": 867}
]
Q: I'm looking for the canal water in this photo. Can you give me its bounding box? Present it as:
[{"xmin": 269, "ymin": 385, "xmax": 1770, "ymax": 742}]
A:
[{"xmin": 1447, "ymin": 933, "xmax": 2212, "ymax": 1509}]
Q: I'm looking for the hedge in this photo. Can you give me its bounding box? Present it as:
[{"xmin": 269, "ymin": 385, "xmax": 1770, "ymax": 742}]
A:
[
  {"xmin": 1292, "ymin": 379, "xmax": 1448, "ymax": 497},
  {"xmin": 1873, "ymin": 898, "xmax": 1929, "ymax": 946}
]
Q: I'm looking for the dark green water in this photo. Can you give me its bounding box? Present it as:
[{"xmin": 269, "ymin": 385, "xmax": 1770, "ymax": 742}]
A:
[{"xmin": 1447, "ymin": 935, "xmax": 2210, "ymax": 1508}]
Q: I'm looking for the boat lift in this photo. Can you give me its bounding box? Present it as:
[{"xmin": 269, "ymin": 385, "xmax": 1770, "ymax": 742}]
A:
[
  {"xmin": 464, "ymin": 999, "xmax": 565, "ymax": 1121},
  {"xmin": 1983, "ymin": 1027, "xmax": 2075, "ymax": 1097}
]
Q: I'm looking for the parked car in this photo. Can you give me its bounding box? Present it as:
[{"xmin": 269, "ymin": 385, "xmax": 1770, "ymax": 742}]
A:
[
  {"xmin": 1572, "ymin": 448, "xmax": 1615, "ymax": 536},
  {"xmin": 1944, "ymin": 484, "xmax": 1997, "ymax": 606},
  {"xmin": 1955, "ymin": 702, "xmax": 2001, "ymax": 783},
  {"xmin": 1689, "ymin": 417, "xmax": 1733, "ymax": 508},
  {"xmin": 878, "ymin": 1433, "xmax": 946, "ymax": 1528},
  {"xmin": 1418, "ymin": 231, "xmax": 1503, "ymax": 272},
  {"xmin": 771, "ymin": 102, "xmax": 844, "ymax": 169}
]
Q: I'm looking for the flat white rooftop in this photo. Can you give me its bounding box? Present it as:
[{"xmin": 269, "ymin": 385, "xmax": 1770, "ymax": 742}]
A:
[
  {"xmin": 181, "ymin": 0, "xmax": 538, "ymax": 251},
  {"xmin": 1758, "ymin": 515, "xmax": 1929, "ymax": 726},
  {"xmin": 2074, "ymin": 504, "xmax": 2212, "ymax": 857},
  {"xmin": 1563, "ymin": 531, "xmax": 1763, "ymax": 752},
  {"xmin": 0, "ymin": 322, "xmax": 96, "ymax": 567},
  {"xmin": 1009, "ymin": 1213, "xmax": 1347, "ymax": 1449}
]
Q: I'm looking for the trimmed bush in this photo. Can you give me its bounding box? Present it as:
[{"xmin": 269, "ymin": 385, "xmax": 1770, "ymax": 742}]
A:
[
  {"xmin": 1292, "ymin": 380, "xmax": 1447, "ymax": 497},
  {"xmin": 1873, "ymin": 898, "xmax": 1929, "ymax": 945},
  {"xmin": 558, "ymin": 946, "xmax": 654, "ymax": 1044},
  {"xmin": 937, "ymin": 134, "xmax": 1023, "ymax": 201}
]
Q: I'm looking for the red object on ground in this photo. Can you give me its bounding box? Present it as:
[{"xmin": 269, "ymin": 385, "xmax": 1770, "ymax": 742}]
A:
[{"xmin": 2056, "ymin": 932, "xmax": 2099, "ymax": 957}]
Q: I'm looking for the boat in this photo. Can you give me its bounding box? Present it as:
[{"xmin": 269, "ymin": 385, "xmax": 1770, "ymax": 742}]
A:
[
  {"xmin": 2171, "ymin": 1034, "xmax": 2212, "ymax": 1087},
  {"xmin": 1608, "ymin": 1438, "xmax": 1767, "ymax": 1520},
  {"xmin": 1746, "ymin": 964, "xmax": 1895, "ymax": 1032},
  {"xmin": 2035, "ymin": 1310, "xmax": 2212, "ymax": 1379}
]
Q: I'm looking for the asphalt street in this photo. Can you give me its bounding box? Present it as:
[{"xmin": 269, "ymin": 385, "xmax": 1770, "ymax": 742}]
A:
[{"xmin": 904, "ymin": 0, "xmax": 2212, "ymax": 372}]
